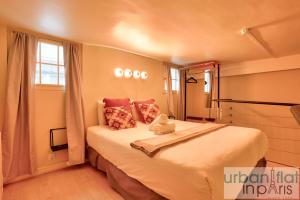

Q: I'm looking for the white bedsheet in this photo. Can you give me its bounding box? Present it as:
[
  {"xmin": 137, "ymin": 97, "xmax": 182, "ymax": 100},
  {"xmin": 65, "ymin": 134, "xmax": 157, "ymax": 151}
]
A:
[{"xmin": 87, "ymin": 120, "xmax": 268, "ymax": 200}]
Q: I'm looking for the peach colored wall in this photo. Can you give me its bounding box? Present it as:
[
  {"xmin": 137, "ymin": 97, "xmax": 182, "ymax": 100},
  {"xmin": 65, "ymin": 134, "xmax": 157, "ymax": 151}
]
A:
[
  {"xmin": 34, "ymin": 87, "xmax": 68, "ymax": 171},
  {"xmin": 186, "ymin": 78, "xmax": 209, "ymax": 118},
  {"xmin": 82, "ymin": 45, "xmax": 167, "ymax": 127}
]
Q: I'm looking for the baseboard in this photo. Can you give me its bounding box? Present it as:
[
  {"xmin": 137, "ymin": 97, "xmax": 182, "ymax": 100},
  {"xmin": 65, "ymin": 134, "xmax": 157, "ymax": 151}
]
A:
[{"xmin": 36, "ymin": 161, "xmax": 69, "ymax": 175}]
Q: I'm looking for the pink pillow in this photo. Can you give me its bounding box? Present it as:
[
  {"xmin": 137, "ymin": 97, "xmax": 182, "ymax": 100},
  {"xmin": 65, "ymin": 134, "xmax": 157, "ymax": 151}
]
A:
[
  {"xmin": 103, "ymin": 98, "xmax": 131, "ymax": 124},
  {"xmin": 103, "ymin": 98, "xmax": 131, "ymax": 110},
  {"xmin": 104, "ymin": 106, "xmax": 136, "ymax": 130},
  {"xmin": 137, "ymin": 103, "xmax": 160, "ymax": 124},
  {"xmin": 133, "ymin": 99, "xmax": 155, "ymax": 122}
]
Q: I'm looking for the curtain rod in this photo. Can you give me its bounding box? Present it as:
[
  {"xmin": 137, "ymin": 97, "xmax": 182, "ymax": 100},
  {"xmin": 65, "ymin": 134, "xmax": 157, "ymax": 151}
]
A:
[{"xmin": 180, "ymin": 60, "xmax": 219, "ymax": 70}]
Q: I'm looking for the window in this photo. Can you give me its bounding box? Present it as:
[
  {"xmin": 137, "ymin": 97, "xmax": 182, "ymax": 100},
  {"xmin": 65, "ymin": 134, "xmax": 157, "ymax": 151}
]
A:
[
  {"xmin": 204, "ymin": 70, "xmax": 210, "ymax": 93},
  {"xmin": 171, "ymin": 68, "xmax": 179, "ymax": 91},
  {"xmin": 35, "ymin": 41, "xmax": 65, "ymax": 86}
]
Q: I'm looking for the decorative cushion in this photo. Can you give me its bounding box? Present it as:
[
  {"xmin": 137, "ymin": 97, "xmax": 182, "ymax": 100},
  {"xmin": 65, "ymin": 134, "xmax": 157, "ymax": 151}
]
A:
[
  {"xmin": 104, "ymin": 106, "xmax": 136, "ymax": 130},
  {"xmin": 137, "ymin": 103, "xmax": 160, "ymax": 124},
  {"xmin": 103, "ymin": 98, "xmax": 132, "ymax": 124},
  {"xmin": 133, "ymin": 99, "xmax": 155, "ymax": 122}
]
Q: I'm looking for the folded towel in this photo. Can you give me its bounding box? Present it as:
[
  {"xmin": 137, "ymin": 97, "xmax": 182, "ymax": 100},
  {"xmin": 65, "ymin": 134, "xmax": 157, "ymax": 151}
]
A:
[
  {"xmin": 291, "ymin": 105, "xmax": 300, "ymax": 125},
  {"xmin": 149, "ymin": 114, "xmax": 175, "ymax": 134},
  {"xmin": 150, "ymin": 123, "xmax": 176, "ymax": 135}
]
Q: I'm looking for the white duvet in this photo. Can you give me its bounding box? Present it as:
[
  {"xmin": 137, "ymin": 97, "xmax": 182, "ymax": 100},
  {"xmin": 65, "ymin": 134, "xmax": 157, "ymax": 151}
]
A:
[{"xmin": 87, "ymin": 120, "xmax": 268, "ymax": 200}]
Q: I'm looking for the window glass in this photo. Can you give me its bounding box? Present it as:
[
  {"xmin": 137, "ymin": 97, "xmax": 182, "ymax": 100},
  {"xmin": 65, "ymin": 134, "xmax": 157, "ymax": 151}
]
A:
[
  {"xmin": 41, "ymin": 64, "xmax": 58, "ymax": 85},
  {"xmin": 35, "ymin": 41, "xmax": 64, "ymax": 86},
  {"xmin": 41, "ymin": 42, "xmax": 58, "ymax": 64},
  {"xmin": 59, "ymin": 66, "xmax": 65, "ymax": 86},
  {"xmin": 171, "ymin": 68, "xmax": 179, "ymax": 91},
  {"xmin": 204, "ymin": 71, "xmax": 210, "ymax": 93}
]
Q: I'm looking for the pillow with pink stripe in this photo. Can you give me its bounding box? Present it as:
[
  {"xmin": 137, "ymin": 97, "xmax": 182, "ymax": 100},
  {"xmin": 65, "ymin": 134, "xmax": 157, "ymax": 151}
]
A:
[
  {"xmin": 104, "ymin": 106, "xmax": 136, "ymax": 130},
  {"xmin": 137, "ymin": 103, "xmax": 160, "ymax": 124}
]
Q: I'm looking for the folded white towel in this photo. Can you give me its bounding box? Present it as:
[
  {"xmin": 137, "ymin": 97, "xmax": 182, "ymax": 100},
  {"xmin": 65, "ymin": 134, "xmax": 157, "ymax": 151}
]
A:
[
  {"xmin": 151, "ymin": 123, "xmax": 176, "ymax": 135},
  {"xmin": 149, "ymin": 114, "xmax": 175, "ymax": 134}
]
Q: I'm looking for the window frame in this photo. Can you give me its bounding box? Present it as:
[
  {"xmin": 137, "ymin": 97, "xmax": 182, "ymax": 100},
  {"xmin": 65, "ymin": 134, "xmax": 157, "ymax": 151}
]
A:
[{"xmin": 35, "ymin": 39, "xmax": 65, "ymax": 89}]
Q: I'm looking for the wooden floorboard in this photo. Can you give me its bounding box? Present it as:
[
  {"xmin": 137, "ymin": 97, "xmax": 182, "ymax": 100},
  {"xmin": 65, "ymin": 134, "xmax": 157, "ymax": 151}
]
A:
[
  {"xmin": 3, "ymin": 164, "xmax": 123, "ymax": 200},
  {"xmin": 3, "ymin": 161, "xmax": 295, "ymax": 200}
]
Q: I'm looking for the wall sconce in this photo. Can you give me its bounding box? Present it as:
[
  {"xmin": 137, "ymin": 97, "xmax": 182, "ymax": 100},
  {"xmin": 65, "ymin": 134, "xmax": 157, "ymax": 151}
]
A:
[
  {"xmin": 124, "ymin": 69, "xmax": 132, "ymax": 78},
  {"xmin": 141, "ymin": 71, "xmax": 148, "ymax": 80},
  {"xmin": 114, "ymin": 68, "xmax": 147, "ymax": 79},
  {"xmin": 133, "ymin": 70, "xmax": 140, "ymax": 79},
  {"xmin": 114, "ymin": 68, "xmax": 123, "ymax": 77}
]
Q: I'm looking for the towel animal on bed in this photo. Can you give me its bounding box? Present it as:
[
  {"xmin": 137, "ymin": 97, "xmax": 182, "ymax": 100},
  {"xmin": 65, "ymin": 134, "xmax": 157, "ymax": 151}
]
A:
[{"xmin": 148, "ymin": 114, "xmax": 175, "ymax": 134}]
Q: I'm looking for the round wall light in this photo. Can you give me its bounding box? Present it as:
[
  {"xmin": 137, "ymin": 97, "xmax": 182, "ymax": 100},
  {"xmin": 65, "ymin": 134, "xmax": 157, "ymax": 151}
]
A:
[
  {"xmin": 124, "ymin": 69, "xmax": 132, "ymax": 78},
  {"xmin": 133, "ymin": 70, "xmax": 140, "ymax": 79},
  {"xmin": 141, "ymin": 71, "xmax": 148, "ymax": 80},
  {"xmin": 114, "ymin": 68, "xmax": 124, "ymax": 77}
]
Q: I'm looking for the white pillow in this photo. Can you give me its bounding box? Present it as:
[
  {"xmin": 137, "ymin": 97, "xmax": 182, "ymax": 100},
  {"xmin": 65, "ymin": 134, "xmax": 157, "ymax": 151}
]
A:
[{"xmin": 97, "ymin": 100, "xmax": 106, "ymax": 126}]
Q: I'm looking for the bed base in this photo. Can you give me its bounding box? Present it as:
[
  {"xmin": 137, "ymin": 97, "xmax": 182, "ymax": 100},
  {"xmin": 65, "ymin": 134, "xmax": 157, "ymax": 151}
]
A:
[{"xmin": 88, "ymin": 146, "xmax": 266, "ymax": 200}]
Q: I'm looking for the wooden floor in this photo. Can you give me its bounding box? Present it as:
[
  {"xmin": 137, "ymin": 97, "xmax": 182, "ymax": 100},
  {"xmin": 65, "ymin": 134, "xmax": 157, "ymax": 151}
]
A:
[
  {"xmin": 3, "ymin": 164, "xmax": 123, "ymax": 200},
  {"xmin": 3, "ymin": 161, "xmax": 292, "ymax": 200}
]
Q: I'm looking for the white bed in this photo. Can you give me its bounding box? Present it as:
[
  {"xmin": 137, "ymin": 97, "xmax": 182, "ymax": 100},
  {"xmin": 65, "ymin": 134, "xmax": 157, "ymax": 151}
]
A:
[{"xmin": 87, "ymin": 120, "xmax": 268, "ymax": 200}]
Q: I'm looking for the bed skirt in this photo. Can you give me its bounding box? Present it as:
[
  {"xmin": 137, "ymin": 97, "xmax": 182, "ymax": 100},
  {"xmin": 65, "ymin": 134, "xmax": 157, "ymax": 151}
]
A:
[{"xmin": 87, "ymin": 146, "xmax": 266, "ymax": 200}]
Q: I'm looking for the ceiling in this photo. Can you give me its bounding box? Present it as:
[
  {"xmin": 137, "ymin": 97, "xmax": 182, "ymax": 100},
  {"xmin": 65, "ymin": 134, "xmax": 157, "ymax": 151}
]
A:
[{"xmin": 1, "ymin": 0, "xmax": 300, "ymax": 64}]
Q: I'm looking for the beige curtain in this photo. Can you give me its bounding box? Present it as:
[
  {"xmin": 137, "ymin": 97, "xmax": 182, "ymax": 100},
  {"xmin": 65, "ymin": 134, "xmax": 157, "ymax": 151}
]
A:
[
  {"xmin": 64, "ymin": 42, "xmax": 86, "ymax": 165},
  {"xmin": 177, "ymin": 70, "xmax": 186, "ymax": 120},
  {"xmin": 2, "ymin": 32, "xmax": 37, "ymax": 183},
  {"xmin": 166, "ymin": 65, "xmax": 175, "ymax": 117},
  {"xmin": 206, "ymin": 67, "xmax": 217, "ymax": 109}
]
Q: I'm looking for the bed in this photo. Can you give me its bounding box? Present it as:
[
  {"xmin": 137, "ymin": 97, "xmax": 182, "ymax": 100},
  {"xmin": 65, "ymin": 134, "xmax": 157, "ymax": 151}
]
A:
[{"xmin": 87, "ymin": 120, "xmax": 268, "ymax": 200}]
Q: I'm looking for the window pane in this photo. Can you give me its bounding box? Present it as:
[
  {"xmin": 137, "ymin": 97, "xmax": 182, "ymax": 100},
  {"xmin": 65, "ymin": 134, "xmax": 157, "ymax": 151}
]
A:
[
  {"xmin": 35, "ymin": 63, "xmax": 40, "ymax": 84},
  {"xmin": 59, "ymin": 66, "xmax": 65, "ymax": 86},
  {"xmin": 41, "ymin": 42, "xmax": 58, "ymax": 64},
  {"xmin": 172, "ymin": 80, "xmax": 179, "ymax": 91},
  {"xmin": 37, "ymin": 42, "xmax": 40, "ymax": 62},
  {"xmin": 59, "ymin": 46, "xmax": 64, "ymax": 65},
  {"xmin": 204, "ymin": 71, "xmax": 210, "ymax": 93},
  {"xmin": 41, "ymin": 64, "xmax": 58, "ymax": 85},
  {"xmin": 171, "ymin": 68, "xmax": 179, "ymax": 80}
]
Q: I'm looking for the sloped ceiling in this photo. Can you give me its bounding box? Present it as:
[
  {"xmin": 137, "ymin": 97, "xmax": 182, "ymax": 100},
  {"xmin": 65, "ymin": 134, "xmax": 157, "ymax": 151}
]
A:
[{"xmin": 0, "ymin": 0, "xmax": 300, "ymax": 64}]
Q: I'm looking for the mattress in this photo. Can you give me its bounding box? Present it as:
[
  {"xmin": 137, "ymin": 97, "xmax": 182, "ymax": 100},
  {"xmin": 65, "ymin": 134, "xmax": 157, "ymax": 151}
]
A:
[{"xmin": 87, "ymin": 120, "xmax": 268, "ymax": 200}]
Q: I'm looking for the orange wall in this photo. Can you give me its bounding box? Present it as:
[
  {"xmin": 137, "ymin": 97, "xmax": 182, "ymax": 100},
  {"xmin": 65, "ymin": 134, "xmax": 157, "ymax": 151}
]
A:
[{"xmin": 82, "ymin": 45, "xmax": 167, "ymax": 127}]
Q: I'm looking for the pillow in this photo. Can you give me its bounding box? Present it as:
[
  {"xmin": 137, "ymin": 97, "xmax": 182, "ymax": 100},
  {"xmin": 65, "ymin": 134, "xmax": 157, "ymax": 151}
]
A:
[
  {"xmin": 133, "ymin": 99, "xmax": 155, "ymax": 122},
  {"xmin": 103, "ymin": 98, "xmax": 131, "ymax": 111},
  {"xmin": 137, "ymin": 103, "xmax": 160, "ymax": 124},
  {"xmin": 104, "ymin": 106, "xmax": 136, "ymax": 130},
  {"xmin": 97, "ymin": 101, "xmax": 106, "ymax": 125},
  {"xmin": 103, "ymin": 98, "xmax": 132, "ymax": 124}
]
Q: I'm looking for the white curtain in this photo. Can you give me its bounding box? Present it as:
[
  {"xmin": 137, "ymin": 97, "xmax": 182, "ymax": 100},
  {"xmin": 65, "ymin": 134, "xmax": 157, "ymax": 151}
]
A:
[
  {"xmin": 64, "ymin": 42, "xmax": 86, "ymax": 165},
  {"xmin": 206, "ymin": 67, "xmax": 217, "ymax": 118},
  {"xmin": 177, "ymin": 69, "xmax": 186, "ymax": 120},
  {"xmin": 166, "ymin": 65, "xmax": 175, "ymax": 117},
  {"xmin": 2, "ymin": 31, "xmax": 37, "ymax": 183}
]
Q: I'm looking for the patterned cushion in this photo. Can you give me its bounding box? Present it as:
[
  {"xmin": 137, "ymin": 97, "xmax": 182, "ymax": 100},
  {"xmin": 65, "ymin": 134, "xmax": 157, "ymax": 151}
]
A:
[
  {"xmin": 133, "ymin": 99, "xmax": 155, "ymax": 122},
  {"xmin": 137, "ymin": 103, "xmax": 160, "ymax": 124},
  {"xmin": 104, "ymin": 106, "xmax": 136, "ymax": 130}
]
